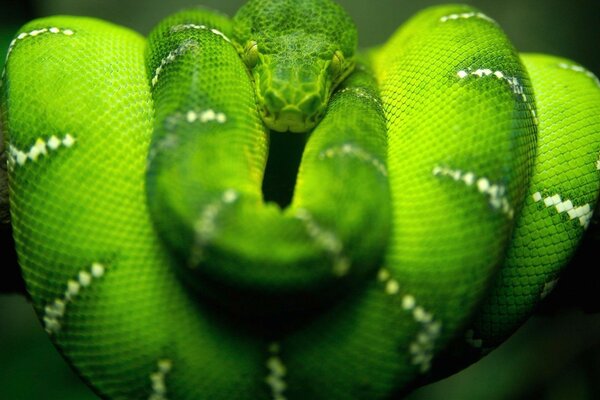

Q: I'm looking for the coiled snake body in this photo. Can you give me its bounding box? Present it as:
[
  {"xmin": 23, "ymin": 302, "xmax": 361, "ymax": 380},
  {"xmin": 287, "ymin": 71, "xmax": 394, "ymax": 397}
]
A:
[{"xmin": 1, "ymin": 0, "xmax": 599, "ymax": 398}]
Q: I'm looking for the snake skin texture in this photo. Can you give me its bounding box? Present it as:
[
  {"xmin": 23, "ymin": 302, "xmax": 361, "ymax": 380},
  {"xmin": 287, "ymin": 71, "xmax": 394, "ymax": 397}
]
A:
[{"xmin": 1, "ymin": 1, "xmax": 599, "ymax": 399}]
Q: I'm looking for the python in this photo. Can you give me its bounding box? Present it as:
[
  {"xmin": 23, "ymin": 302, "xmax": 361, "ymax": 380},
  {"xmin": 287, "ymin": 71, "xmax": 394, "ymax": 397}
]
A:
[{"xmin": 1, "ymin": 0, "xmax": 599, "ymax": 398}]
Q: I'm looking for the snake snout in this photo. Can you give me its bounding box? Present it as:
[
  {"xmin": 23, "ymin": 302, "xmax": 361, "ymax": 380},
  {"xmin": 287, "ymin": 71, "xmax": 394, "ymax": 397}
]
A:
[{"xmin": 261, "ymin": 89, "xmax": 323, "ymax": 132}]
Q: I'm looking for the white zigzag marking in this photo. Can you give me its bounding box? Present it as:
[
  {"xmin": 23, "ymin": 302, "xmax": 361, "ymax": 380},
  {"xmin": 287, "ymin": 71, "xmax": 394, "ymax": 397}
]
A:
[
  {"xmin": 295, "ymin": 208, "xmax": 350, "ymax": 277},
  {"xmin": 151, "ymin": 40, "xmax": 198, "ymax": 87},
  {"xmin": 43, "ymin": 262, "xmax": 105, "ymax": 335},
  {"xmin": 319, "ymin": 143, "xmax": 387, "ymax": 177},
  {"xmin": 378, "ymin": 268, "xmax": 442, "ymax": 374},
  {"xmin": 149, "ymin": 359, "xmax": 173, "ymax": 400},
  {"xmin": 532, "ymin": 191, "xmax": 593, "ymax": 228},
  {"xmin": 540, "ymin": 278, "xmax": 559, "ymax": 300},
  {"xmin": 456, "ymin": 68, "xmax": 538, "ymax": 124},
  {"xmin": 265, "ymin": 342, "xmax": 287, "ymax": 400},
  {"xmin": 557, "ymin": 63, "xmax": 600, "ymax": 88},
  {"xmin": 189, "ymin": 189, "xmax": 239, "ymax": 266},
  {"xmin": 185, "ymin": 109, "xmax": 227, "ymax": 124},
  {"xmin": 8, "ymin": 134, "xmax": 76, "ymax": 169},
  {"xmin": 1, "ymin": 26, "xmax": 75, "ymax": 87},
  {"xmin": 170, "ymin": 24, "xmax": 231, "ymax": 43},
  {"xmin": 433, "ymin": 165, "xmax": 514, "ymax": 218},
  {"xmin": 439, "ymin": 12, "xmax": 496, "ymax": 24}
]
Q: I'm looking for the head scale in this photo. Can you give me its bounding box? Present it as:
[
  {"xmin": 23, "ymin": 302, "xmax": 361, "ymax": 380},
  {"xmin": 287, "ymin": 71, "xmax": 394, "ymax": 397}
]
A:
[{"xmin": 233, "ymin": 0, "xmax": 357, "ymax": 132}]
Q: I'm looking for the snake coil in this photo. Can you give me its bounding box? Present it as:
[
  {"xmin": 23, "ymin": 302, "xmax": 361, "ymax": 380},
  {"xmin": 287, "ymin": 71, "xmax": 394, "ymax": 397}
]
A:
[{"xmin": 1, "ymin": 1, "xmax": 599, "ymax": 399}]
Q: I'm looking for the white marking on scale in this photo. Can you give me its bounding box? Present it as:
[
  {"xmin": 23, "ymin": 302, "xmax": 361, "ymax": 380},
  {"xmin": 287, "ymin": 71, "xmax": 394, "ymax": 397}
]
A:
[
  {"xmin": 557, "ymin": 63, "xmax": 600, "ymax": 87},
  {"xmin": 210, "ymin": 28, "xmax": 231, "ymax": 43},
  {"xmin": 462, "ymin": 172, "xmax": 475, "ymax": 186},
  {"xmin": 265, "ymin": 342, "xmax": 287, "ymax": 400},
  {"xmin": 151, "ymin": 40, "xmax": 198, "ymax": 87},
  {"xmin": 402, "ymin": 295, "xmax": 416, "ymax": 311},
  {"xmin": 62, "ymin": 133, "xmax": 75, "ymax": 147},
  {"xmin": 28, "ymin": 139, "xmax": 47, "ymax": 161},
  {"xmin": 318, "ymin": 143, "xmax": 387, "ymax": 177},
  {"xmin": 295, "ymin": 208, "xmax": 350, "ymax": 277},
  {"xmin": 65, "ymin": 280, "xmax": 80, "ymax": 300},
  {"xmin": 91, "ymin": 262, "xmax": 105, "ymax": 278},
  {"xmin": 170, "ymin": 23, "xmax": 231, "ymax": 43},
  {"xmin": 407, "ymin": 298, "xmax": 440, "ymax": 373},
  {"xmin": 222, "ymin": 189, "xmax": 238, "ymax": 204},
  {"xmin": 47, "ymin": 135, "xmax": 61, "ymax": 150},
  {"xmin": 42, "ymin": 263, "xmax": 107, "ymax": 335},
  {"xmin": 378, "ymin": 271, "xmax": 442, "ymax": 373},
  {"xmin": 378, "ymin": 269, "xmax": 401, "ymax": 297},
  {"xmin": 186, "ymin": 110, "xmax": 198, "ymax": 123},
  {"xmin": 215, "ymin": 112, "xmax": 227, "ymax": 124},
  {"xmin": 477, "ymin": 177, "xmax": 490, "ymax": 192},
  {"xmin": 456, "ymin": 68, "xmax": 538, "ymax": 124},
  {"xmin": 189, "ymin": 189, "xmax": 239, "ymax": 266},
  {"xmin": 540, "ymin": 278, "xmax": 559, "ymax": 299},
  {"xmin": 183, "ymin": 109, "xmax": 227, "ymax": 124},
  {"xmin": 532, "ymin": 191, "xmax": 593, "ymax": 228},
  {"xmin": 78, "ymin": 270, "xmax": 92, "ymax": 287},
  {"xmin": 149, "ymin": 358, "xmax": 173, "ymax": 400},
  {"xmin": 378, "ymin": 268, "xmax": 391, "ymax": 283},
  {"xmin": 433, "ymin": 165, "xmax": 514, "ymax": 218},
  {"xmin": 385, "ymin": 279, "xmax": 400, "ymax": 295},
  {"xmin": 200, "ymin": 109, "xmax": 216, "ymax": 123},
  {"xmin": 7, "ymin": 134, "xmax": 76, "ymax": 168},
  {"xmin": 439, "ymin": 12, "xmax": 496, "ymax": 24},
  {"xmin": 1, "ymin": 26, "xmax": 76, "ymax": 87},
  {"xmin": 146, "ymin": 133, "xmax": 179, "ymax": 169}
]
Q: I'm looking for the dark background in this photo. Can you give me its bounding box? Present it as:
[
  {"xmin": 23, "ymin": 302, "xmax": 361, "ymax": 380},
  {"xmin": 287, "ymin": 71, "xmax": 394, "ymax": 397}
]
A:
[{"xmin": 1, "ymin": 0, "xmax": 600, "ymax": 399}]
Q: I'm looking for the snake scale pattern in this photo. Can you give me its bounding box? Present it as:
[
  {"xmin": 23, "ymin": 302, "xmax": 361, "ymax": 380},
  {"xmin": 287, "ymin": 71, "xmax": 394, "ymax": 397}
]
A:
[{"xmin": 1, "ymin": 0, "xmax": 599, "ymax": 398}]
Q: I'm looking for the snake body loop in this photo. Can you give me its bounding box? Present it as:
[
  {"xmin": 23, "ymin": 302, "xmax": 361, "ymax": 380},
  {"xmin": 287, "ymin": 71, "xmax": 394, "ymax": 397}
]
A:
[
  {"xmin": 146, "ymin": 8, "xmax": 389, "ymax": 316},
  {"xmin": 1, "ymin": 1, "xmax": 599, "ymax": 399}
]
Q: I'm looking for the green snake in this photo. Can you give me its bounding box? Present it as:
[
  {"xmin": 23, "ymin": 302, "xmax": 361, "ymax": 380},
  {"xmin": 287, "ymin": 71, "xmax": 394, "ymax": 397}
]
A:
[{"xmin": 1, "ymin": 0, "xmax": 599, "ymax": 398}]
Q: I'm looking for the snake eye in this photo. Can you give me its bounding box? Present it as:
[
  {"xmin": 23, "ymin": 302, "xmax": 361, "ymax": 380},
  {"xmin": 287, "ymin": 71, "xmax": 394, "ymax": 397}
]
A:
[
  {"xmin": 242, "ymin": 41, "xmax": 259, "ymax": 68},
  {"xmin": 329, "ymin": 50, "xmax": 344, "ymax": 77}
]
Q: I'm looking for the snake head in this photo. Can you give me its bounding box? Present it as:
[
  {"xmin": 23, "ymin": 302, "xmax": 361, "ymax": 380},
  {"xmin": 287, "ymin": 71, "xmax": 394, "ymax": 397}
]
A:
[{"xmin": 233, "ymin": 0, "xmax": 357, "ymax": 132}]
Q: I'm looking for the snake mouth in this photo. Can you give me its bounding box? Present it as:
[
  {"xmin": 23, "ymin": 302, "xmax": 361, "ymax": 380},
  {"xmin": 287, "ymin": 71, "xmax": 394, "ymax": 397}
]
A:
[{"xmin": 261, "ymin": 106, "xmax": 319, "ymax": 133}]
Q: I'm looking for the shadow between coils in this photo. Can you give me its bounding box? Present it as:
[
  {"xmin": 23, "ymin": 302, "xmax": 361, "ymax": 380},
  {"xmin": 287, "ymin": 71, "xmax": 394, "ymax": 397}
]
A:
[{"xmin": 172, "ymin": 250, "xmax": 382, "ymax": 337}]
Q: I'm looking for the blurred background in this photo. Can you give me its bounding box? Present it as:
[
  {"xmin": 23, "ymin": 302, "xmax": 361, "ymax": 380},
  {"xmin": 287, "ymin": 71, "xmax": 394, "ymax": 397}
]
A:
[{"xmin": 1, "ymin": 0, "xmax": 599, "ymax": 399}]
